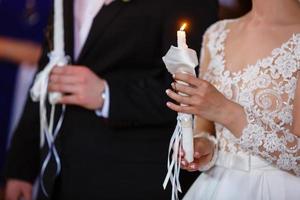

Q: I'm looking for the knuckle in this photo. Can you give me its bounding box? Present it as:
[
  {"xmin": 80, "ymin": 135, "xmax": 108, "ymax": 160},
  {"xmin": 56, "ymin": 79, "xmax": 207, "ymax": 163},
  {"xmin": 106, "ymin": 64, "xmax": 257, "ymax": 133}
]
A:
[
  {"xmin": 175, "ymin": 105, "xmax": 181, "ymax": 112},
  {"xmin": 54, "ymin": 75, "xmax": 61, "ymax": 83},
  {"xmin": 198, "ymin": 98, "xmax": 203, "ymax": 105},
  {"xmin": 79, "ymin": 86, "xmax": 85, "ymax": 94},
  {"xmin": 187, "ymin": 87, "xmax": 194, "ymax": 94},
  {"xmin": 193, "ymin": 97, "xmax": 202, "ymax": 106},
  {"xmin": 77, "ymin": 95, "xmax": 85, "ymax": 103},
  {"xmin": 57, "ymin": 85, "xmax": 63, "ymax": 91},
  {"xmin": 190, "ymin": 96, "xmax": 198, "ymax": 104},
  {"xmin": 81, "ymin": 76, "xmax": 87, "ymax": 84},
  {"xmin": 78, "ymin": 77, "xmax": 85, "ymax": 83},
  {"xmin": 202, "ymin": 82, "xmax": 209, "ymax": 89},
  {"xmin": 178, "ymin": 95, "xmax": 184, "ymax": 102},
  {"xmin": 178, "ymin": 106, "xmax": 185, "ymax": 113},
  {"xmin": 198, "ymin": 91, "xmax": 205, "ymax": 98},
  {"xmin": 65, "ymin": 67, "xmax": 72, "ymax": 74},
  {"xmin": 49, "ymin": 75, "xmax": 54, "ymax": 82}
]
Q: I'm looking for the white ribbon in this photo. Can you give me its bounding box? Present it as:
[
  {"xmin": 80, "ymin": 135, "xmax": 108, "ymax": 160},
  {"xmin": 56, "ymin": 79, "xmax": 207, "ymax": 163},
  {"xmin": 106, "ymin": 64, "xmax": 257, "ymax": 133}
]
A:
[
  {"xmin": 30, "ymin": 0, "xmax": 68, "ymax": 196},
  {"xmin": 30, "ymin": 51, "xmax": 68, "ymax": 197},
  {"xmin": 163, "ymin": 116, "xmax": 183, "ymax": 200},
  {"xmin": 30, "ymin": 52, "xmax": 68, "ymax": 147}
]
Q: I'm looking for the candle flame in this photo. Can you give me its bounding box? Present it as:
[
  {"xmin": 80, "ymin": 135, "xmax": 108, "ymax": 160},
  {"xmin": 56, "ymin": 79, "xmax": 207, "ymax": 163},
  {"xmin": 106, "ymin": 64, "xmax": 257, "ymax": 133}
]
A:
[{"xmin": 180, "ymin": 23, "xmax": 187, "ymax": 31}]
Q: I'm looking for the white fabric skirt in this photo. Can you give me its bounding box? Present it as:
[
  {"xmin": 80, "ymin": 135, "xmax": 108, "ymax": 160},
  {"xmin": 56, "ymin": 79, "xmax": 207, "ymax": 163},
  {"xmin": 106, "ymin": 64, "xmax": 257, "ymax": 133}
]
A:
[{"xmin": 183, "ymin": 151, "xmax": 300, "ymax": 200}]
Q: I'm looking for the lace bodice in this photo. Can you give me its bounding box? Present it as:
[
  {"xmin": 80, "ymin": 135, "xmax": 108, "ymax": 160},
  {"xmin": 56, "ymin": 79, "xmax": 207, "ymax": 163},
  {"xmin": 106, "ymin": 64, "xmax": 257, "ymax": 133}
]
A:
[{"xmin": 201, "ymin": 20, "xmax": 300, "ymax": 175}]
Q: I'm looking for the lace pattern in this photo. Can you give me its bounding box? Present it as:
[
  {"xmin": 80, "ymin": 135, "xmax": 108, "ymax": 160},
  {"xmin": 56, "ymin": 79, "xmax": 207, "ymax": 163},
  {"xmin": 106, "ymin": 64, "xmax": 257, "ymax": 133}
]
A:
[{"xmin": 202, "ymin": 20, "xmax": 300, "ymax": 175}]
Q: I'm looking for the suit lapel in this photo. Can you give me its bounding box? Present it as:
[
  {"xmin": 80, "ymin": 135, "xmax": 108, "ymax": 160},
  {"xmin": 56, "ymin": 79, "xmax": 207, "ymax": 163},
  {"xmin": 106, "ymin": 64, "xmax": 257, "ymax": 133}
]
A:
[{"xmin": 77, "ymin": 1, "xmax": 125, "ymax": 63}]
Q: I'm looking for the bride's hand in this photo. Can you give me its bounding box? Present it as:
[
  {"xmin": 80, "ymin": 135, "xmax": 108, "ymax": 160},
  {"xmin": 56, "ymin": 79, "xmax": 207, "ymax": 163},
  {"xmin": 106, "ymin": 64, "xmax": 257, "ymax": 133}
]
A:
[
  {"xmin": 166, "ymin": 72, "xmax": 240, "ymax": 127},
  {"xmin": 180, "ymin": 137, "xmax": 214, "ymax": 172}
]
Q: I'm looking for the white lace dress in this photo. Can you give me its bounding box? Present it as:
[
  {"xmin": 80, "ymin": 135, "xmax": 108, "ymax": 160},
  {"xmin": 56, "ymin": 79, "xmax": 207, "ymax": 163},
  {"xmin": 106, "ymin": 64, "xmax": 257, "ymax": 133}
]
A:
[{"xmin": 183, "ymin": 20, "xmax": 300, "ymax": 200}]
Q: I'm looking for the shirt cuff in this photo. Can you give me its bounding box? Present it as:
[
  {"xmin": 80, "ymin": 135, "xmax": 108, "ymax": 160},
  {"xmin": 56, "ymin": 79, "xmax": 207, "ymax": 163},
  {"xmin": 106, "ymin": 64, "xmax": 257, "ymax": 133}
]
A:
[{"xmin": 95, "ymin": 81, "xmax": 110, "ymax": 118}]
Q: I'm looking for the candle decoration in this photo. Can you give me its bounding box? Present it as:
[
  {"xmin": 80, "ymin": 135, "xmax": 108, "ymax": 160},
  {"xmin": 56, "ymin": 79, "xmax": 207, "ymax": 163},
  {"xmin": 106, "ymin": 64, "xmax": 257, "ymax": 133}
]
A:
[
  {"xmin": 162, "ymin": 23, "xmax": 198, "ymax": 200},
  {"xmin": 30, "ymin": 0, "xmax": 68, "ymax": 197}
]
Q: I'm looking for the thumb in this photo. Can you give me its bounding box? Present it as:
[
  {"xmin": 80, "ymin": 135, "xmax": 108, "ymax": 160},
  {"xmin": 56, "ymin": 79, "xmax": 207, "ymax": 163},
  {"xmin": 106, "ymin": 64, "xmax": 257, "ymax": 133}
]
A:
[{"xmin": 194, "ymin": 138, "xmax": 213, "ymax": 157}]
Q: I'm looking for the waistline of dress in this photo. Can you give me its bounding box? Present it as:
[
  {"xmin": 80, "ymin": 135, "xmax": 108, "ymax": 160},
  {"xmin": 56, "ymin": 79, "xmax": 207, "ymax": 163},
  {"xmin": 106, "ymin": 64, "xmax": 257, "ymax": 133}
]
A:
[{"xmin": 215, "ymin": 151, "xmax": 278, "ymax": 172}]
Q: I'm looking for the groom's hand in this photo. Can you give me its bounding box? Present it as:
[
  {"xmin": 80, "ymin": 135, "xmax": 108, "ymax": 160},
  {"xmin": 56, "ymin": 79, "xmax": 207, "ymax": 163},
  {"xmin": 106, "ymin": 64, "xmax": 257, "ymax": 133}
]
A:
[
  {"xmin": 48, "ymin": 65, "xmax": 106, "ymax": 110},
  {"xmin": 5, "ymin": 179, "xmax": 32, "ymax": 200},
  {"xmin": 180, "ymin": 137, "xmax": 214, "ymax": 172}
]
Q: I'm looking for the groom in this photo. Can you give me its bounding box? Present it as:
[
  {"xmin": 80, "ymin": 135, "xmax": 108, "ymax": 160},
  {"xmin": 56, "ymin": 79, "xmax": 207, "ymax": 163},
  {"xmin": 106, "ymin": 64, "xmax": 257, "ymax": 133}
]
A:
[{"xmin": 4, "ymin": 0, "xmax": 218, "ymax": 199}]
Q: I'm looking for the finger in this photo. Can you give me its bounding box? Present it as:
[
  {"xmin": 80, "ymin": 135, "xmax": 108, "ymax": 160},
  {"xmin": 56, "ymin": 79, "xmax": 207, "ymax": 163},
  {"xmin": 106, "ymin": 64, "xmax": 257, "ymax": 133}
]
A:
[
  {"xmin": 51, "ymin": 66, "xmax": 71, "ymax": 75},
  {"xmin": 185, "ymin": 163, "xmax": 200, "ymax": 172},
  {"xmin": 174, "ymin": 73, "xmax": 199, "ymax": 86},
  {"xmin": 198, "ymin": 154, "xmax": 213, "ymax": 168},
  {"xmin": 179, "ymin": 148, "xmax": 185, "ymax": 157},
  {"xmin": 172, "ymin": 82, "xmax": 197, "ymax": 96},
  {"xmin": 166, "ymin": 101, "xmax": 195, "ymax": 115},
  {"xmin": 51, "ymin": 66, "xmax": 84, "ymax": 76},
  {"xmin": 181, "ymin": 159, "xmax": 188, "ymax": 168},
  {"xmin": 166, "ymin": 89, "xmax": 193, "ymax": 105},
  {"xmin": 49, "ymin": 74, "xmax": 85, "ymax": 85},
  {"xmin": 48, "ymin": 83, "xmax": 80, "ymax": 94},
  {"xmin": 194, "ymin": 151, "xmax": 201, "ymax": 159},
  {"xmin": 181, "ymin": 160, "xmax": 192, "ymax": 171},
  {"xmin": 58, "ymin": 94, "xmax": 82, "ymax": 106},
  {"xmin": 181, "ymin": 165, "xmax": 189, "ymax": 171},
  {"xmin": 187, "ymin": 152, "xmax": 213, "ymax": 171},
  {"xmin": 186, "ymin": 155, "xmax": 210, "ymax": 172},
  {"xmin": 194, "ymin": 138, "xmax": 213, "ymax": 156}
]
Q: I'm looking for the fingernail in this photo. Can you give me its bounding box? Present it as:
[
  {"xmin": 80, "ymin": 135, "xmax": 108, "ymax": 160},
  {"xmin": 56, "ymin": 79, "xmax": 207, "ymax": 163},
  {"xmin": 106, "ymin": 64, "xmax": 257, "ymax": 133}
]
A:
[
  {"xmin": 181, "ymin": 160, "xmax": 186, "ymax": 166},
  {"xmin": 166, "ymin": 89, "xmax": 170, "ymax": 94},
  {"xmin": 173, "ymin": 74, "xmax": 176, "ymax": 78}
]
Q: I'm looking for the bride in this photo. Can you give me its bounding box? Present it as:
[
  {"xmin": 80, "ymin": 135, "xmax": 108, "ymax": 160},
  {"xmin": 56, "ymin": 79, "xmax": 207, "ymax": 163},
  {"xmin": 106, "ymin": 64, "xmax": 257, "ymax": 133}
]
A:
[{"xmin": 166, "ymin": 0, "xmax": 300, "ymax": 199}]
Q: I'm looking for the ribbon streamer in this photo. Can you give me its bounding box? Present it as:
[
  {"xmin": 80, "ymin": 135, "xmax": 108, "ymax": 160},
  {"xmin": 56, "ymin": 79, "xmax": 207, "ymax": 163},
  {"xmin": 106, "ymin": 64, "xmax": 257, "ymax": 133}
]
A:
[
  {"xmin": 39, "ymin": 104, "xmax": 65, "ymax": 197},
  {"xmin": 163, "ymin": 116, "xmax": 185, "ymax": 200},
  {"xmin": 30, "ymin": 52, "xmax": 68, "ymax": 197}
]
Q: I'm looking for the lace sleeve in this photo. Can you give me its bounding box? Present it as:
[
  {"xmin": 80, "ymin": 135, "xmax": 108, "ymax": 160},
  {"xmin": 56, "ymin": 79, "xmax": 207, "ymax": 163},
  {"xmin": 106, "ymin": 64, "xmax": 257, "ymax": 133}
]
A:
[
  {"xmin": 239, "ymin": 69, "xmax": 300, "ymax": 176},
  {"xmin": 199, "ymin": 28, "xmax": 210, "ymax": 79}
]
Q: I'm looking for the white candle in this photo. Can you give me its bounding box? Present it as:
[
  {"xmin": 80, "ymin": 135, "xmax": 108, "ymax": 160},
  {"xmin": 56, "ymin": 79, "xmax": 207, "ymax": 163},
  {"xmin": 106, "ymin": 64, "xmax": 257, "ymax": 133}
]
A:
[
  {"xmin": 49, "ymin": 0, "xmax": 67, "ymax": 104},
  {"xmin": 176, "ymin": 23, "xmax": 194, "ymax": 163},
  {"xmin": 181, "ymin": 115, "xmax": 194, "ymax": 163},
  {"xmin": 54, "ymin": 0, "xmax": 65, "ymax": 56},
  {"xmin": 177, "ymin": 23, "xmax": 188, "ymax": 49}
]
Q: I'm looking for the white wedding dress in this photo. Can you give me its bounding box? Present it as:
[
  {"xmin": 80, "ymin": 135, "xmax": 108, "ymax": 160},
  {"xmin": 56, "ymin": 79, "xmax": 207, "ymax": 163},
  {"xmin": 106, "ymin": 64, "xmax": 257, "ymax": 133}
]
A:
[{"xmin": 183, "ymin": 19, "xmax": 300, "ymax": 200}]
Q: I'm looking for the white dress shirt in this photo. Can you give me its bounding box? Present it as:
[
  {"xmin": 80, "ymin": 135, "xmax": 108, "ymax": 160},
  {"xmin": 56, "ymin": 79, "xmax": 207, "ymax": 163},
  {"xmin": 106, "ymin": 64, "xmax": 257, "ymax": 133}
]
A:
[{"xmin": 74, "ymin": 0, "xmax": 111, "ymax": 117}]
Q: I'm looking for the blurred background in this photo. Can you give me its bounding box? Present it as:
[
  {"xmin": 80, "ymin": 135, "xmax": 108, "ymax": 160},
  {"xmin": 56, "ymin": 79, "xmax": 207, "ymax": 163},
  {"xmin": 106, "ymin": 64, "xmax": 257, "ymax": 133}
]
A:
[
  {"xmin": 0, "ymin": 0, "xmax": 251, "ymax": 199},
  {"xmin": 0, "ymin": 0, "xmax": 51, "ymax": 199}
]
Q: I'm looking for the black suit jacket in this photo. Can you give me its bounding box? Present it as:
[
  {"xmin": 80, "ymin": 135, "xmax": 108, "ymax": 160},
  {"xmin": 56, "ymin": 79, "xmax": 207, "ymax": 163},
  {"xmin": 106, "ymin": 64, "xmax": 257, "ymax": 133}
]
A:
[{"xmin": 5, "ymin": 0, "xmax": 218, "ymax": 199}]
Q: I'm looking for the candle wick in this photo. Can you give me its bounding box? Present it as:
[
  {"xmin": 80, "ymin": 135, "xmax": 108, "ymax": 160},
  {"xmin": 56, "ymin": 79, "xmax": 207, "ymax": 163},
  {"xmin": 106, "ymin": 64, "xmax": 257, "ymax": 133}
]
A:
[{"xmin": 180, "ymin": 23, "xmax": 187, "ymax": 31}]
